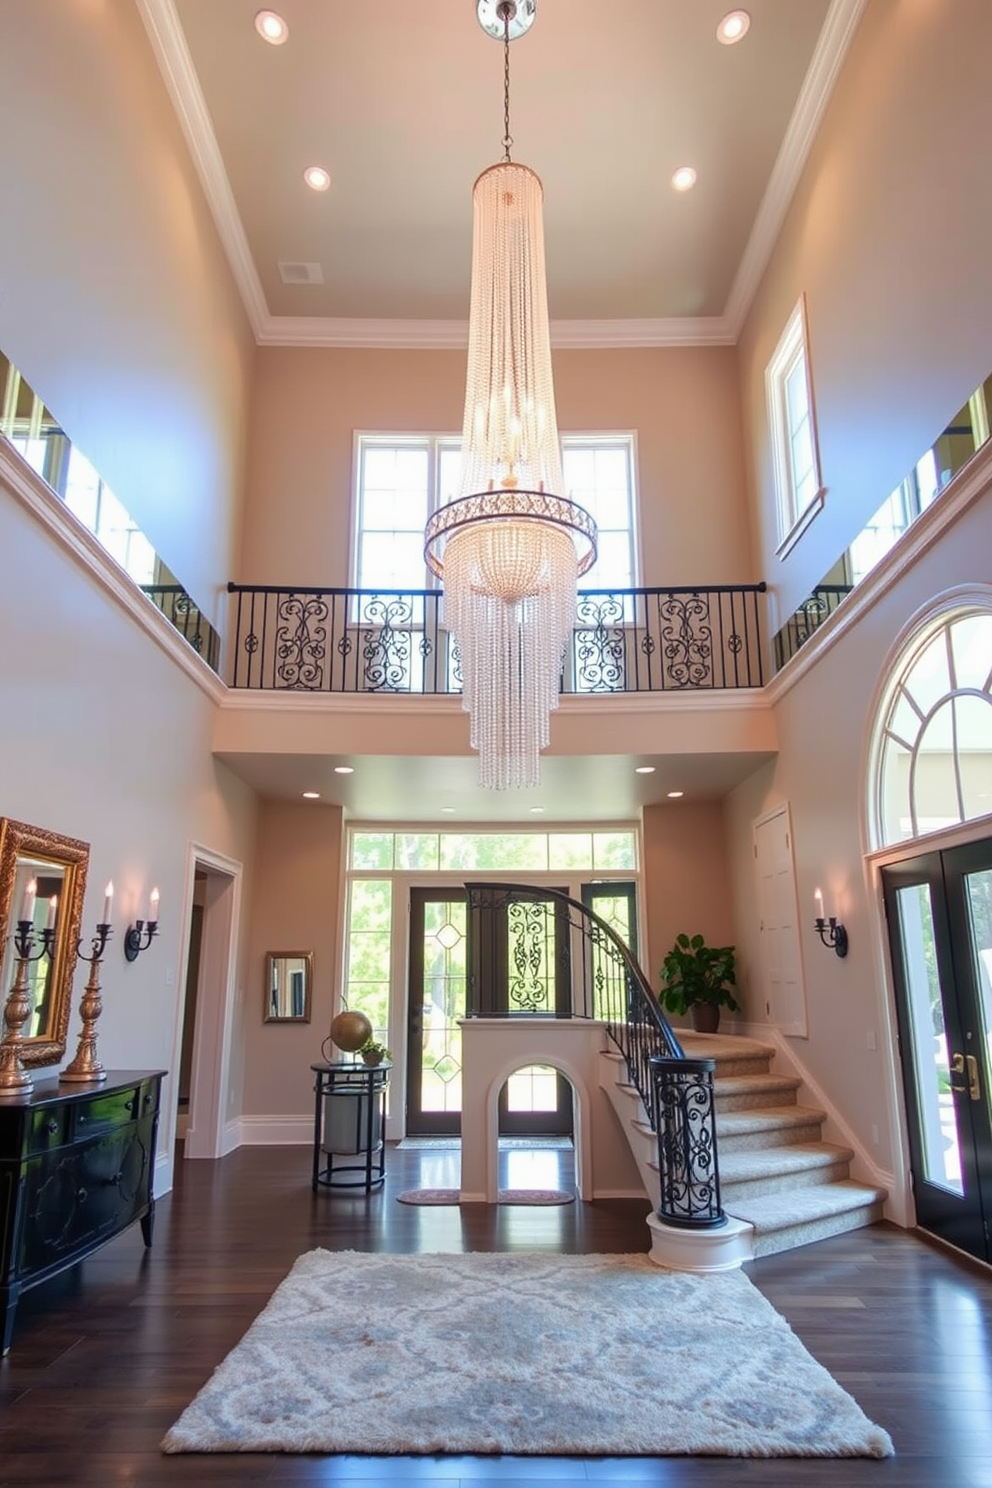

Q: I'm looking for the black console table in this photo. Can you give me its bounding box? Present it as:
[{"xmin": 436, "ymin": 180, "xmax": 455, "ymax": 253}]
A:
[
  {"xmin": 311, "ymin": 1061, "xmax": 390, "ymax": 1193},
  {"xmin": 0, "ymin": 1069, "xmax": 164, "ymax": 1353}
]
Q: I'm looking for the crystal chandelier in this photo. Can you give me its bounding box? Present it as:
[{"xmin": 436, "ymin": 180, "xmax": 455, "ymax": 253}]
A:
[{"xmin": 424, "ymin": 0, "xmax": 597, "ymax": 791}]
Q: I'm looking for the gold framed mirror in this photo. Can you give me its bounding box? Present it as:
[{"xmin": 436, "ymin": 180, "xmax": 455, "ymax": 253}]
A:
[
  {"xmin": 0, "ymin": 818, "xmax": 89, "ymax": 1067},
  {"xmin": 264, "ymin": 951, "xmax": 313, "ymax": 1023}
]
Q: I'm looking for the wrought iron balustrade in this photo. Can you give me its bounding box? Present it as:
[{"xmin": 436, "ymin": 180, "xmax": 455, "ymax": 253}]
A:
[
  {"xmin": 466, "ymin": 883, "xmax": 725, "ymax": 1230},
  {"xmin": 226, "ymin": 581, "xmax": 767, "ymax": 695},
  {"xmin": 773, "ymin": 583, "xmax": 853, "ymax": 670},
  {"xmin": 141, "ymin": 584, "xmax": 221, "ymax": 673}
]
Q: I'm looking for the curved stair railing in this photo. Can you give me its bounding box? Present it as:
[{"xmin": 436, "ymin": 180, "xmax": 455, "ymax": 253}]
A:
[{"xmin": 466, "ymin": 884, "xmax": 725, "ymax": 1230}]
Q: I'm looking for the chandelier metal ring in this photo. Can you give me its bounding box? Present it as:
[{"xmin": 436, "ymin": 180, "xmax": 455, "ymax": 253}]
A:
[{"xmin": 424, "ymin": 490, "xmax": 597, "ymax": 581}]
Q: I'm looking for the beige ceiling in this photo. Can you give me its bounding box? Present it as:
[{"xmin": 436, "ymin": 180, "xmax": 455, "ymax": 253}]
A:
[{"xmin": 152, "ymin": 0, "xmax": 849, "ymax": 335}]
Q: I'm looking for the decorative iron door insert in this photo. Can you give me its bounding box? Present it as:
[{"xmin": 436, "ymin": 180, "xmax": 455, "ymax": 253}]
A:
[{"xmin": 406, "ymin": 890, "xmax": 468, "ymax": 1136}]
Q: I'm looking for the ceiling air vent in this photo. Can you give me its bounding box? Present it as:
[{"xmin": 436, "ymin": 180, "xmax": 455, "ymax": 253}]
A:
[{"xmin": 277, "ymin": 261, "xmax": 325, "ymax": 285}]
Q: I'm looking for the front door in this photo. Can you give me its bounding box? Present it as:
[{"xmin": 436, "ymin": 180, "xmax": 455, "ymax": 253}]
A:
[
  {"xmin": 882, "ymin": 838, "xmax": 992, "ymax": 1262},
  {"xmin": 407, "ymin": 889, "xmax": 469, "ymax": 1136}
]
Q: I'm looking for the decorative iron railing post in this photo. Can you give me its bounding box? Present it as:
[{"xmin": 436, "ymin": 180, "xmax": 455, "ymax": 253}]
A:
[{"xmin": 649, "ymin": 1055, "xmax": 726, "ymax": 1230}]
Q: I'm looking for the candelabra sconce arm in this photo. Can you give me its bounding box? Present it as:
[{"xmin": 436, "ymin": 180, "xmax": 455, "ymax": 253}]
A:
[
  {"xmin": 124, "ymin": 919, "xmax": 158, "ymax": 963},
  {"xmin": 815, "ymin": 916, "xmax": 849, "ymax": 958}
]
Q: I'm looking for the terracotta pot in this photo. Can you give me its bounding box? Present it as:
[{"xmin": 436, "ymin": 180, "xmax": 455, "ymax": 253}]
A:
[{"xmin": 689, "ymin": 1002, "xmax": 720, "ymax": 1034}]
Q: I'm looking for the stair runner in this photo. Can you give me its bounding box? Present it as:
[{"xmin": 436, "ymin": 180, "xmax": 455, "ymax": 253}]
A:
[{"xmin": 603, "ymin": 1032, "xmax": 886, "ymax": 1258}]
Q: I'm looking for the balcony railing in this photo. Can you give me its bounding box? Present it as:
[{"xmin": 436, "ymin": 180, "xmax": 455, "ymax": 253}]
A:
[
  {"xmin": 773, "ymin": 583, "xmax": 853, "ymax": 670},
  {"xmin": 142, "ymin": 585, "xmax": 221, "ymax": 673},
  {"xmin": 226, "ymin": 582, "xmax": 767, "ymax": 695}
]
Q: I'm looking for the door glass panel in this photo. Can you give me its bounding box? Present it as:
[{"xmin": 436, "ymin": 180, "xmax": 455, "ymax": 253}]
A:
[
  {"xmin": 420, "ymin": 901, "xmax": 467, "ymax": 1115},
  {"xmin": 506, "ymin": 899, "xmax": 556, "ymax": 1012},
  {"xmin": 895, "ymin": 884, "xmax": 964, "ymax": 1194},
  {"xmin": 505, "ymin": 1064, "xmax": 559, "ymax": 1113},
  {"xmin": 964, "ymin": 868, "xmax": 992, "ymax": 1104}
]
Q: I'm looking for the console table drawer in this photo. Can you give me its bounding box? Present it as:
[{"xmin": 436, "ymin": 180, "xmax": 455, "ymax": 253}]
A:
[
  {"xmin": 72, "ymin": 1086, "xmax": 142, "ymax": 1140},
  {"xmin": 27, "ymin": 1107, "xmax": 68, "ymax": 1154}
]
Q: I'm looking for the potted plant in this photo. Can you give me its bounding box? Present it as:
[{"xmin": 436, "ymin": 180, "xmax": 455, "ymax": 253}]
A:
[
  {"xmin": 659, "ymin": 933, "xmax": 739, "ymax": 1034},
  {"xmin": 358, "ymin": 1037, "xmax": 391, "ymax": 1067}
]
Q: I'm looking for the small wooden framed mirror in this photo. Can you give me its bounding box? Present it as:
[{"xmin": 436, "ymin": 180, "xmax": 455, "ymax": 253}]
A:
[
  {"xmin": 0, "ymin": 818, "xmax": 89, "ymax": 1067},
  {"xmin": 264, "ymin": 951, "xmax": 313, "ymax": 1023}
]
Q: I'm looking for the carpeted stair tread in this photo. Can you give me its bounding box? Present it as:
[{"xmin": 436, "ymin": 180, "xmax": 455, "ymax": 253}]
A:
[
  {"xmin": 718, "ymin": 1140, "xmax": 854, "ymax": 1182},
  {"xmin": 717, "ymin": 1104, "xmax": 827, "ymax": 1136},
  {"xmin": 679, "ymin": 1032, "xmax": 777, "ymax": 1062},
  {"xmin": 714, "ymin": 1073, "xmax": 802, "ymax": 1107},
  {"xmin": 728, "ymin": 1179, "xmax": 887, "ymax": 1232}
]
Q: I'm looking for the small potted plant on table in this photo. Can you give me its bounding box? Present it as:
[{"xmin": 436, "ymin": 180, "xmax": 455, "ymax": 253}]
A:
[
  {"xmin": 358, "ymin": 1037, "xmax": 391, "ymax": 1067},
  {"xmin": 659, "ymin": 933, "xmax": 739, "ymax": 1034}
]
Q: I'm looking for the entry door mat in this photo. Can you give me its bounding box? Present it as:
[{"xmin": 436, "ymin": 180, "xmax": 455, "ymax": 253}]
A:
[{"xmin": 161, "ymin": 1249, "xmax": 893, "ymax": 1458}]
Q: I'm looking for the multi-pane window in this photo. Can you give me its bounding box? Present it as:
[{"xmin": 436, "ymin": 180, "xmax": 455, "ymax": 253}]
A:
[
  {"xmin": 766, "ymin": 296, "xmax": 824, "ymax": 555},
  {"xmin": 352, "ymin": 433, "xmax": 638, "ymax": 592}
]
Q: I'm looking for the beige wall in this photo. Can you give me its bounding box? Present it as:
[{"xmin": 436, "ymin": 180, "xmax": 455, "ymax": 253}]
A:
[
  {"xmin": 0, "ymin": 479, "xmax": 258, "ymax": 1194},
  {"xmin": 0, "ymin": 0, "xmax": 254, "ymax": 621},
  {"xmin": 239, "ymin": 345, "xmax": 754, "ymax": 588},
  {"xmin": 726, "ymin": 480, "xmax": 992, "ymax": 1178},
  {"xmin": 241, "ymin": 801, "xmax": 344, "ymax": 1118},
  {"xmin": 642, "ymin": 802, "xmax": 736, "ymax": 1024},
  {"xmin": 738, "ymin": 0, "xmax": 992, "ymax": 631}
]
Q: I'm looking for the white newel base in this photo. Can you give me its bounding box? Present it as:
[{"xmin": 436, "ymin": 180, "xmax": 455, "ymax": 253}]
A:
[{"xmin": 646, "ymin": 1210, "xmax": 754, "ymax": 1272}]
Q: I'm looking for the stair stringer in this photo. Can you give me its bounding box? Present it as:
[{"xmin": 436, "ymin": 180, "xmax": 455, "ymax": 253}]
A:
[
  {"xmin": 598, "ymin": 1049, "xmax": 754, "ymax": 1273},
  {"xmin": 733, "ymin": 1022, "xmax": 904, "ymax": 1226}
]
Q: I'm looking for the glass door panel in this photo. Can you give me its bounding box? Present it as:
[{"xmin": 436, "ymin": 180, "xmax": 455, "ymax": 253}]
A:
[
  {"xmin": 883, "ymin": 839, "xmax": 992, "ymax": 1262},
  {"xmin": 407, "ymin": 890, "xmax": 467, "ymax": 1135}
]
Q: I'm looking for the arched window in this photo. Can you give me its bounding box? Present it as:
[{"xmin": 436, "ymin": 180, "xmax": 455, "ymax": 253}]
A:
[{"xmin": 870, "ymin": 604, "xmax": 992, "ymax": 848}]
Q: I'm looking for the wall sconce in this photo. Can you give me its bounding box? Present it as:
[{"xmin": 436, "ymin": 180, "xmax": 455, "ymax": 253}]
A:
[
  {"xmin": 124, "ymin": 885, "xmax": 160, "ymax": 963},
  {"xmin": 814, "ymin": 886, "xmax": 848, "ymax": 958}
]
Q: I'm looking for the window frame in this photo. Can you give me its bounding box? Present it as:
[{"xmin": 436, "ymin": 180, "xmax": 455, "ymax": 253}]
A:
[
  {"xmin": 351, "ymin": 430, "xmax": 640, "ymax": 593},
  {"xmin": 766, "ymin": 294, "xmax": 825, "ymax": 559}
]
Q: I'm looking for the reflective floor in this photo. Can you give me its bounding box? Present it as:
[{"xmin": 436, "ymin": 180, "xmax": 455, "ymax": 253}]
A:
[{"xmin": 2, "ymin": 1144, "xmax": 992, "ymax": 1486}]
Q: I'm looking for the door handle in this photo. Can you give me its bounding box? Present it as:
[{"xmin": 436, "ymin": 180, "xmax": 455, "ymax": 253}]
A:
[
  {"xmin": 966, "ymin": 1053, "xmax": 981, "ymax": 1102},
  {"xmin": 950, "ymin": 1053, "xmax": 969, "ymax": 1094}
]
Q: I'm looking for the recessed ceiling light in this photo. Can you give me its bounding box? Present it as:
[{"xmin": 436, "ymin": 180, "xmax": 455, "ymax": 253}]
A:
[
  {"xmin": 333, "ymin": 766, "xmax": 354, "ymax": 775},
  {"xmin": 530, "ymin": 807, "xmax": 545, "ymax": 814},
  {"xmin": 441, "ymin": 807, "xmax": 456, "ymax": 814},
  {"xmin": 302, "ymin": 791, "xmax": 320, "ymax": 799},
  {"xmin": 303, "ymin": 166, "xmax": 331, "ymax": 192},
  {"xmin": 716, "ymin": 10, "xmax": 750, "ymax": 45},
  {"xmin": 635, "ymin": 766, "xmax": 656, "ymax": 775},
  {"xmin": 671, "ymin": 166, "xmax": 697, "ymax": 193},
  {"xmin": 667, "ymin": 791, "xmax": 685, "ymax": 799},
  {"xmin": 254, "ymin": 9, "xmax": 289, "ymax": 45}
]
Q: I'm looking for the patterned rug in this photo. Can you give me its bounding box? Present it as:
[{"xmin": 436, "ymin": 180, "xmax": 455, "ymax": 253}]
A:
[
  {"xmin": 396, "ymin": 1188, "xmax": 575, "ymax": 1205},
  {"xmin": 162, "ymin": 1249, "xmax": 894, "ymax": 1458}
]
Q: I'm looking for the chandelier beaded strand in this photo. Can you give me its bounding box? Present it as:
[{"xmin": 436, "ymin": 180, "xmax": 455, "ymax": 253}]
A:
[{"xmin": 424, "ymin": 0, "xmax": 597, "ymax": 790}]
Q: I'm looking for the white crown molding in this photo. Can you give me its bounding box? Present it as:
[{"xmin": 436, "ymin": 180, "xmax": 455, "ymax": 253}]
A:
[
  {"xmin": 0, "ymin": 439, "xmax": 225, "ymax": 705},
  {"xmin": 255, "ymin": 315, "xmax": 737, "ymax": 351},
  {"xmin": 135, "ymin": 0, "xmax": 268, "ymax": 336},
  {"xmin": 724, "ymin": 0, "xmax": 869, "ymax": 337},
  {"xmin": 219, "ymin": 685, "xmax": 772, "ymax": 715},
  {"xmin": 141, "ymin": 0, "xmax": 861, "ymax": 351},
  {"xmin": 766, "ymin": 438, "xmax": 992, "ymax": 705}
]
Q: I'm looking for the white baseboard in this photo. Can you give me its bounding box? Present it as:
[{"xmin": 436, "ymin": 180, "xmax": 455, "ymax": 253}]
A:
[
  {"xmin": 236, "ymin": 1115, "xmax": 312, "ymax": 1146},
  {"xmin": 592, "ymin": 1187, "xmax": 649, "ymax": 1200}
]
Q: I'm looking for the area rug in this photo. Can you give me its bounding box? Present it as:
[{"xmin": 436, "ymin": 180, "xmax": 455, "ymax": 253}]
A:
[
  {"xmin": 161, "ymin": 1249, "xmax": 893, "ymax": 1458},
  {"xmin": 396, "ymin": 1188, "xmax": 575, "ymax": 1205}
]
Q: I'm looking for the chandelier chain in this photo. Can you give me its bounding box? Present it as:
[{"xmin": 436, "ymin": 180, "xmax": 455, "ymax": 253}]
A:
[{"xmin": 502, "ymin": 10, "xmax": 513, "ymax": 161}]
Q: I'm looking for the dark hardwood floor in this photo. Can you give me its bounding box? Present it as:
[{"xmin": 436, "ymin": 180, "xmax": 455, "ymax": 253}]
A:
[{"xmin": 3, "ymin": 1141, "xmax": 992, "ymax": 1486}]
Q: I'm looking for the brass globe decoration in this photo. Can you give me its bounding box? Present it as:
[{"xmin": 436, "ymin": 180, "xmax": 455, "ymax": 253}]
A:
[{"xmin": 329, "ymin": 1009, "xmax": 372, "ymax": 1053}]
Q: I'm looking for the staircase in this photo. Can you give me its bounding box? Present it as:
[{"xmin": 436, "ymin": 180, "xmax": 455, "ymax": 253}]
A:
[{"xmin": 601, "ymin": 1031, "xmax": 886, "ymax": 1260}]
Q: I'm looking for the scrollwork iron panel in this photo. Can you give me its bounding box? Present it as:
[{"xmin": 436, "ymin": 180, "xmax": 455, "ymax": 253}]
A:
[{"xmin": 650, "ymin": 1056, "xmax": 725, "ymax": 1229}]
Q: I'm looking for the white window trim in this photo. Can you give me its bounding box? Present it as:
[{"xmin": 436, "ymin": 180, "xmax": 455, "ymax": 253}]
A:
[
  {"xmin": 350, "ymin": 430, "xmax": 641, "ymax": 591},
  {"xmin": 766, "ymin": 294, "xmax": 825, "ymax": 559}
]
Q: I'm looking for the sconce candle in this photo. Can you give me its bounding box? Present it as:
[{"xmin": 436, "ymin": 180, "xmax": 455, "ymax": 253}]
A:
[
  {"xmin": 19, "ymin": 878, "xmax": 36, "ymax": 925},
  {"xmin": 102, "ymin": 880, "xmax": 114, "ymax": 926},
  {"xmin": 814, "ymin": 887, "xmax": 849, "ymax": 959},
  {"xmin": 46, "ymin": 894, "xmax": 58, "ymax": 930},
  {"xmin": 813, "ymin": 886, "xmax": 824, "ymax": 918},
  {"xmin": 149, "ymin": 886, "xmax": 160, "ymax": 924}
]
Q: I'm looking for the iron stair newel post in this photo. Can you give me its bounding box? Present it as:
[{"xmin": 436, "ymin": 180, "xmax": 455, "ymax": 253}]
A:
[{"xmin": 650, "ymin": 1054, "xmax": 727, "ymax": 1230}]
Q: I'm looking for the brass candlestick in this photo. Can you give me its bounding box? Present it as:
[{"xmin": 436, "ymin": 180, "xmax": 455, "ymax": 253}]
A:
[
  {"xmin": 0, "ymin": 922, "xmax": 55, "ymax": 1095},
  {"xmin": 61, "ymin": 924, "xmax": 111, "ymax": 1084}
]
